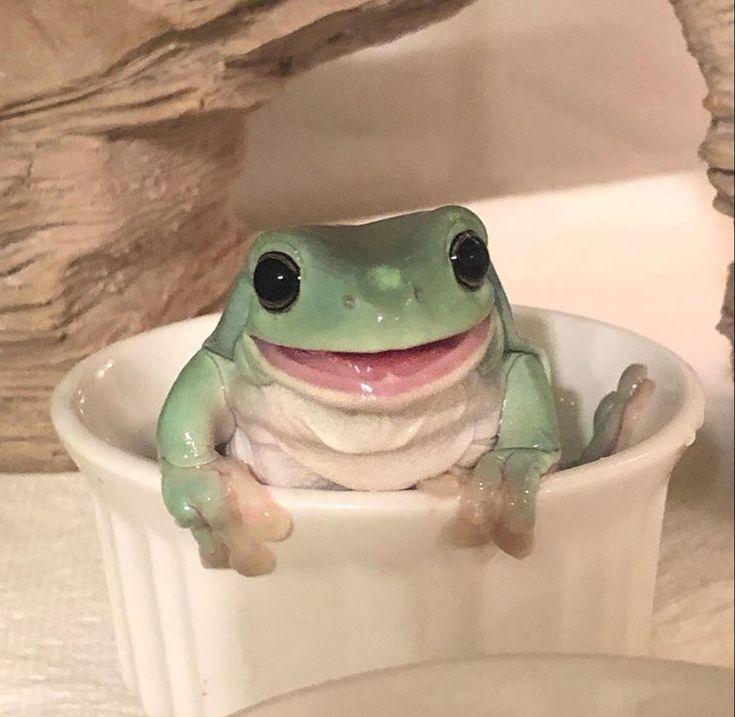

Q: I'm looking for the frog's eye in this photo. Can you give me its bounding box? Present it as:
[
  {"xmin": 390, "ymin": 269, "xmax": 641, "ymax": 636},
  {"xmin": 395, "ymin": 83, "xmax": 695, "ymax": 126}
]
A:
[
  {"xmin": 253, "ymin": 252, "xmax": 301, "ymax": 312},
  {"xmin": 449, "ymin": 230, "xmax": 490, "ymax": 290}
]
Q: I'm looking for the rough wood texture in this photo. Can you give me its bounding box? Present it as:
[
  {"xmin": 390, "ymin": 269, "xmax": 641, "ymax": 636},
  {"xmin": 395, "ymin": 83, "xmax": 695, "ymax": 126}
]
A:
[
  {"xmin": 0, "ymin": 0, "xmax": 475, "ymax": 472},
  {"xmin": 669, "ymin": 0, "xmax": 734, "ymax": 355}
]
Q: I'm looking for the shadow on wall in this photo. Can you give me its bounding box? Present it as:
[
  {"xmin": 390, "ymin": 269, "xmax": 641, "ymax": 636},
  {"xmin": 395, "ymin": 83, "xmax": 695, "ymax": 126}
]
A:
[{"xmin": 234, "ymin": 0, "xmax": 707, "ymax": 229}]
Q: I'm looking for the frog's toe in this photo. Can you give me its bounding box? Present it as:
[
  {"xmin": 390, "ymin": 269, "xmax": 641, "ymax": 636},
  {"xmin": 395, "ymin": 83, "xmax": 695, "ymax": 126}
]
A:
[
  {"xmin": 227, "ymin": 467, "xmax": 293, "ymax": 543},
  {"xmin": 200, "ymin": 544, "xmax": 231, "ymax": 569},
  {"xmin": 493, "ymin": 522, "xmax": 535, "ymax": 559},
  {"xmin": 618, "ymin": 363, "xmax": 649, "ymax": 397},
  {"xmin": 499, "ymin": 487, "xmax": 537, "ymax": 533},
  {"xmin": 227, "ymin": 537, "xmax": 277, "ymax": 577},
  {"xmin": 494, "ymin": 492, "xmax": 536, "ymax": 557},
  {"xmin": 246, "ymin": 500, "xmax": 293, "ymax": 543},
  {"xmin": 161, "ymin": 483, "xmax": 206, "ymax": 530},
  {"xmin": 615, "ymin": 373, "xmax": 655, "ymax": 452},
  {"xmin": 171, "ymin": 503, "xmax": 205, "ymax": 530},
  {"xmin": 444, "ymin": 515, "xmax": 495, "ymax": 547},
  {"xmin": 192, "ymin": 527, "xmax": 230, "ymax": 569}
]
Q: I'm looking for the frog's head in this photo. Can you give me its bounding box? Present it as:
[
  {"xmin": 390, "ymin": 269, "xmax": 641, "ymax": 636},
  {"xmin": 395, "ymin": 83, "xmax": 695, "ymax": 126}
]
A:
[{"xmin": 205, "ymin": 206, "xmax": 516, "ymax": 409}]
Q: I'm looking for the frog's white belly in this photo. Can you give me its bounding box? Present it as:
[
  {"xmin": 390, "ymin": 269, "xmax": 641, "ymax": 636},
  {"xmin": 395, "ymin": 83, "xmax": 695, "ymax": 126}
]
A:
[{"xmin": 227, "ymin": 367, "xmax": 505, "ymax": 491}]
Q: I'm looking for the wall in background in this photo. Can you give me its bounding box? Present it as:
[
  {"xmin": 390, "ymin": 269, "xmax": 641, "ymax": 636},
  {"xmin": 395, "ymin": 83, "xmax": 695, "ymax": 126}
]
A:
[{"xmin": 234, "ymin": 0, "xmax": 708, "ymax": 229}]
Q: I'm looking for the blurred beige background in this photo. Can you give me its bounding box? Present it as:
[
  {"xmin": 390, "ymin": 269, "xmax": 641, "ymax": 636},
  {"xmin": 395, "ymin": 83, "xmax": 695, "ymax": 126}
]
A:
[{"xmin": 235, "ymin": 0, "xmax": 708, "ymax": 228}]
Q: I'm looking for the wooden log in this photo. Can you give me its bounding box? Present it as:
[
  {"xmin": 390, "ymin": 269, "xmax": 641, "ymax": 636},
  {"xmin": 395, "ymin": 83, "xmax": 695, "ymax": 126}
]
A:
[
  {"xmin": 669, "ymin": 0, "xmax": 734, "ymax": 356},
  {"xmin": 0, "ymin": 0, "xmax": 475, "ymax": 471}
]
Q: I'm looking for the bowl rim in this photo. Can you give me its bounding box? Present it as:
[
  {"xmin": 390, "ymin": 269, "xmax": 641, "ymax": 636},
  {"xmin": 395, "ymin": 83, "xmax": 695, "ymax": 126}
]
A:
[
  {"xmin": 238, "ymin": 652, "xmax": 733, "ymax": 715},
  {"xmin": 50, "ymin": 305, "xmax": 705, "ymax": 508}
]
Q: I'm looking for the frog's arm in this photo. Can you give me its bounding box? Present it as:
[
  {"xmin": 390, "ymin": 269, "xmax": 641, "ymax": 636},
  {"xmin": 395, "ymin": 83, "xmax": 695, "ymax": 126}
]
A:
[
  {"xmin": 157, "ymin": 349, "xmax": 235, "ymax": 553},
  {"xmin": 157, "ymin": 350, "xmax": 291, "ymax": 576},
  {"xmin": 451, "ymin": 352, "xmax": 561, "ymax": 558},
  {"xmin": 494, "ymin": 352, "xmax": 560, "ymax": 457},
  {"xmin": 157, "ymin": 349, "xmax": 235, "ymax": 470}
]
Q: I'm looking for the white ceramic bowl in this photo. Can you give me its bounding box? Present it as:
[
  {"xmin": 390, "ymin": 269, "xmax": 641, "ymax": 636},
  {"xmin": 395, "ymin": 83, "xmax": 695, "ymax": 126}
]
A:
[
  {"xmin": 51, "ymin": 308, "xmax": 704, "ymax": 717},
  {"xmin": 239, "ymin": 654, "xmax": 734, "ymax": 717}
]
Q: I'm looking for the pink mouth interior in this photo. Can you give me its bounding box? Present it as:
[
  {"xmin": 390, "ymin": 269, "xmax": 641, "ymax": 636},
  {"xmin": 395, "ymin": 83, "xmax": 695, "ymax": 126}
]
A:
[{"xmin": 253, "ymin": 320, "xmax": 490, "ymax": 398}]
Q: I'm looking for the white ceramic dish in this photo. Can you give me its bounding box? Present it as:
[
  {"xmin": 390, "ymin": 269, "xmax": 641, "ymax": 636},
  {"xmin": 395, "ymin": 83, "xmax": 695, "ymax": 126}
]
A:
[
  {"xmin": 240, "ymin": 654, "xmax": 734, "ymax": 717},
  {"xmin": 51, "ymin": 307, "xmax": 704, "ymax": 717}
]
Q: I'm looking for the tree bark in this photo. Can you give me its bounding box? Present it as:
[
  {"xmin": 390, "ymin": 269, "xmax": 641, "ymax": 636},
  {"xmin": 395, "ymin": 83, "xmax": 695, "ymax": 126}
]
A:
[
  {"xmin": 669, "ymin": 0, "xmax": 734, "ymax": 356},
  {"xmin": 0, "ymin": 0, "xmax": 475, "ymax": 471}
]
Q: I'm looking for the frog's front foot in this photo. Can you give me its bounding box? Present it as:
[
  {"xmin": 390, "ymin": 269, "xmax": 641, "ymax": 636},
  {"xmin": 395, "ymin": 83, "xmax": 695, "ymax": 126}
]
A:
[
  {"xmin": 161, "ymin": 457, "xmax": 292, "ymax": 577},
  {"xmin": 438, "ymin": 458, "xmax": 502, "ymax": 548},
  {"xmin": 440, "ymin": 449, "xmax": 558, "ymax": 559}
]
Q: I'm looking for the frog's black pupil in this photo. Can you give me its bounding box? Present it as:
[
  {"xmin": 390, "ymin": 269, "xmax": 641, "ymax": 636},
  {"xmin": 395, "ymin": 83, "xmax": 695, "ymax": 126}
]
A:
[
  {"xmin": 450, "ymin": 230, "xmax": 490, "ymax": 290},
  {"xmin": 253, "ymin": 252, "xmax": 300, "ymax": 312}
]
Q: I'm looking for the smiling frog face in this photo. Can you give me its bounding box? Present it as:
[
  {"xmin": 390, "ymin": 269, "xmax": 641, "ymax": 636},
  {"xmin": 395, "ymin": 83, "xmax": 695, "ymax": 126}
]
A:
[{"xmin": 205, "ymin": 206, "xmax": 502, "ymax": 405}]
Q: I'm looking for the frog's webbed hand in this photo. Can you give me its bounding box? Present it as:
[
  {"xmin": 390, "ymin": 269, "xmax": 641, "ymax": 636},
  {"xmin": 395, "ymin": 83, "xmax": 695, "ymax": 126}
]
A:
[
  {"xmin": 572, "ymin": 364, "xmax": 655, "ymax": 467},
  {"xmin": 446, "ymin": 352, "xmax": 561, "ymax": 558},
  {"xmin": 493, "ymin": 448, "xmax": 558, "ymax": 557},
  {"xmin": 157, "ymin": 350, "xmax": 292, "ymax": 576},
  {"xmin": 447, "ymin": 448, "xmax": 558, "ymax": 558},
  {"xmin": 444, "ymin": 454, "xmax": 502, "ymax": 548},
  {"xmin": 161, "ymin": 458, "xmax": 292, "ymax": 576}
]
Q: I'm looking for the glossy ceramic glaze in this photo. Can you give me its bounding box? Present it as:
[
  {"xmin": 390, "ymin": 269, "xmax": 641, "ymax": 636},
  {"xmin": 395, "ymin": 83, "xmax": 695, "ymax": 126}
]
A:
[{"xmin": 51, "ymin": 308, "xmax": 703, "ymax": 717}]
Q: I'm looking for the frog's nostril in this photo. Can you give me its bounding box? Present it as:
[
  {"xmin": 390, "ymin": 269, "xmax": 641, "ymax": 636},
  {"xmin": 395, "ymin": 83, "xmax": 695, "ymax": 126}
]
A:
[
  {"xmin": 343, "ymin": 294, "xmax": 356, "ymax": 310},
  {"xmin": 413, "ymin": 286, "xmax": 423, "ymax": 301}
]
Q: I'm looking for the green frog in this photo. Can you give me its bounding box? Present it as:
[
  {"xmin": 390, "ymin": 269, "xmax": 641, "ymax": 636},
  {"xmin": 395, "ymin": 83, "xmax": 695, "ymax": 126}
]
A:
[{"xmin": 157, "ymin": 206, "xmax": 653, "ymax": 576}]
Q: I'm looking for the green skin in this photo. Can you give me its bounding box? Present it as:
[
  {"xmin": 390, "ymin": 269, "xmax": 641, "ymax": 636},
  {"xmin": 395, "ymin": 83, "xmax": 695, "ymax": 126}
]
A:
[{"xmin": 157, "ymin": 206, "xmax": 649, "ymax": 576}]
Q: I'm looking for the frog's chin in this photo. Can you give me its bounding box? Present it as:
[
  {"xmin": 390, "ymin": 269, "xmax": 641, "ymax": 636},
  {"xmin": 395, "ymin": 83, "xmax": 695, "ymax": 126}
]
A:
[{"xmin": 250, "ymin": 318, "xmax": 492, "ymax": 411}]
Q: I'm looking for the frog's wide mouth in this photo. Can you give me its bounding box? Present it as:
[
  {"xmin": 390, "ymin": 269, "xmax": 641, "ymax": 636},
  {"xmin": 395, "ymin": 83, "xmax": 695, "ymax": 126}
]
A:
[{"xmin": 251, "ymin": 319, "xmax": 491, "ymax": 398}]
